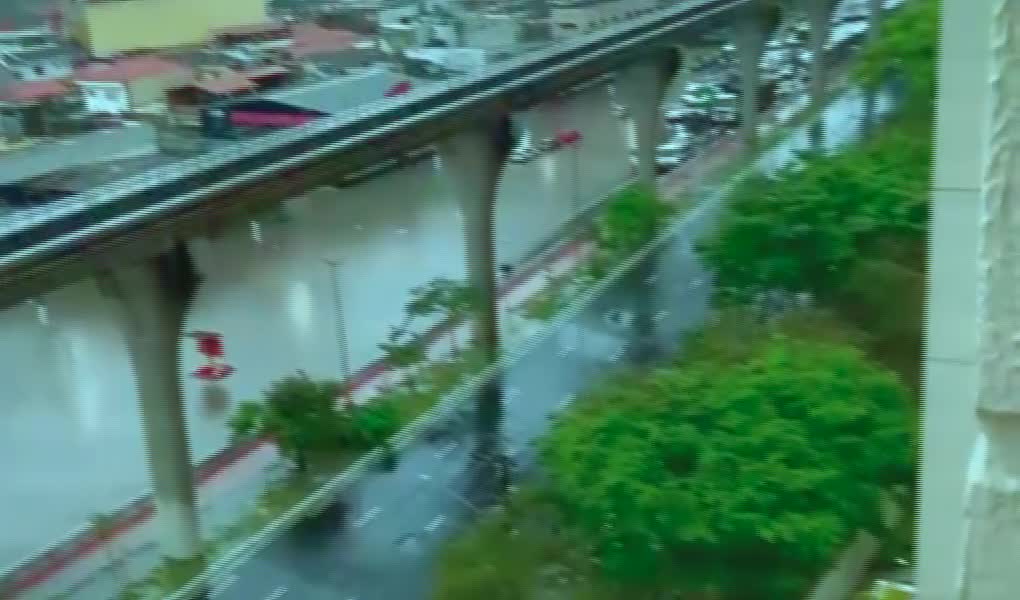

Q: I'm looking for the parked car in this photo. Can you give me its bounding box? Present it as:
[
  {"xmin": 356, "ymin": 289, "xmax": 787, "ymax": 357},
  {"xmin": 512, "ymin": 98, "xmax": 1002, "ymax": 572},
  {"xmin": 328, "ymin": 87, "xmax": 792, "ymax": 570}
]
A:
[
  {"xmin": 510, "ymin": 143, "xmax": 539, "ymax": 163},
  {"xmin": 539, "ymin": 129, "xmax": 583, "ymax": 152},
  {"xmin": 384, "ymin": 80, "xmax": 413, "ymax": 97}
]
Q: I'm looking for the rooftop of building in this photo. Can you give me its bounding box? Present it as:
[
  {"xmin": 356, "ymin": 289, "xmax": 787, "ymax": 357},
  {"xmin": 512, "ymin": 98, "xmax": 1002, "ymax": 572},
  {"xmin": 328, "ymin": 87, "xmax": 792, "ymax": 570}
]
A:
[
  {"xmin": 0, "ymin": 78, "xmax": 70, "ymax": 102},
  {"xmin": 289, "ymin": 23, "xmax": 366, "ymax": 57},
  {"xmin": 74, "ymin": 56, "xmax": 189, "ymax": 82}
]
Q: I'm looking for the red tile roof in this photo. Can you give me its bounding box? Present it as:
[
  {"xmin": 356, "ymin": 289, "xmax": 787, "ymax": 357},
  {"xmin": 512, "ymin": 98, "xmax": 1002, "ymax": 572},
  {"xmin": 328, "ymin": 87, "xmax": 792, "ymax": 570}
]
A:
[
  {"xmin": 289, "ymin": 23, "xmax": 363, "ymax": 57},
  {"xmin": 0, "ymin": 79, "xmax": 70, "ymax": 102},
  {"xmin": 75, "ymin": 56, "xmax": 188, "ymax": 82}
]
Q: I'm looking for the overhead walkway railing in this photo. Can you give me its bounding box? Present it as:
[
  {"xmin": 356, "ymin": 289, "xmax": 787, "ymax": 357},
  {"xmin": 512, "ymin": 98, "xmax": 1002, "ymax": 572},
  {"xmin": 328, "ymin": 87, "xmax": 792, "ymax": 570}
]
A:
[{"xmin": 0, "ymin": 0, "xmax": 747, "ymax": 272}]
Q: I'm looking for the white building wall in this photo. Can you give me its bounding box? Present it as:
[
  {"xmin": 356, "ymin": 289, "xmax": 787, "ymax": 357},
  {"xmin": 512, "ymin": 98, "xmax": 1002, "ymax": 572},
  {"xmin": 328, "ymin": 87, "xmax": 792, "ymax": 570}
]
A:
[
  {"xmin": 549, "ymin": 0, "xmax": 659, "ymax": 38},
  {"xmin": 78, "ymin": 82, "xmax": 130, "ymax": 114}
]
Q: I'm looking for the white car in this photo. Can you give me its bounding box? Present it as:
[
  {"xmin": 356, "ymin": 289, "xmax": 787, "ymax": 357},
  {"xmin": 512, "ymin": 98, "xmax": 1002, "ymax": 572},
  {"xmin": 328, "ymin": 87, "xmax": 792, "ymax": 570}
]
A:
[
  {"xmin": 510, "ymin": 144, "xmax": 539, "ymax": 163},
  {"xmin": 657, "ymin": 136, "xmax": 692, "ymax": 155},
  {"xmin": 509, "ymin": 130, "xmax": 539, "ymax": 163}
]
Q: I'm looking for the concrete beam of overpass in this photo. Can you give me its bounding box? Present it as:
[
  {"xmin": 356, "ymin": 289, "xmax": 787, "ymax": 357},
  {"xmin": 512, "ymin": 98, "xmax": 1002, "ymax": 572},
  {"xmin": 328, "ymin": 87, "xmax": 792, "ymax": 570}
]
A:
[{"xmin": 0, "ymin": 0, "xmax": 755, "ymax": 308}]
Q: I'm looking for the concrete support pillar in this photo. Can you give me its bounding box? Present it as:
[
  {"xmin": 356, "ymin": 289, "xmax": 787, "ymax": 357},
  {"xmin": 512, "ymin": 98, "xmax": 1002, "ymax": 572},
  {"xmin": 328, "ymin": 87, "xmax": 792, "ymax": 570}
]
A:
[
  {"xmin": 436, "ymin": 118, "xmax": 513, "ymax": 363},
  {"xmin": 733, "ymin": 4, "xmax": 768, "ymax": 152},
  {"xmin": 919, "ymin": 0, "xmax": 992, "ymax": 594},
  {"xmin": 959, "ymin": 0, "xmax": 1020, "ymax": 596},
  {"xmin": 802, "ymin": 0, "xmax": 833, "ymax": 149},
  {"xmin": 438, "ymin": 120, "xmax": 514, "ymax": 503},
  {"xmin": 614, "ymin": 51, "xmax": 679, "ymax": 188},
  {"xmin": 101, "ymin": 244, "xmax": 203, "ymax": 560}
]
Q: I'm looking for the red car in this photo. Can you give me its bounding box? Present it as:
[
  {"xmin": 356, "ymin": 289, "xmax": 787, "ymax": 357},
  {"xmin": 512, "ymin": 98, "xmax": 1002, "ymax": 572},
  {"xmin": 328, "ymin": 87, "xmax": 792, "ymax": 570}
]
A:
[
  {"xmin": 556, "ymin": 129, "xmax": 582, "ymax": 146},
  {"xmin": 384, "ymin": 80, "xmax": 413, "ymax": 97},
  {"xmin": 540, "ymin": 129, "xmax": 583, "ymax": 152}
]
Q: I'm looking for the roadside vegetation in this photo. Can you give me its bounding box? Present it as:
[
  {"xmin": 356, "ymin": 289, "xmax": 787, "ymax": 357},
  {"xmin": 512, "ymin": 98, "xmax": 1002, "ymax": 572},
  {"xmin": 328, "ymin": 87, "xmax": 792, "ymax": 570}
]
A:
[{"xmin": 434, "ymin": 1, "xmax": 933, "ymax": 597}]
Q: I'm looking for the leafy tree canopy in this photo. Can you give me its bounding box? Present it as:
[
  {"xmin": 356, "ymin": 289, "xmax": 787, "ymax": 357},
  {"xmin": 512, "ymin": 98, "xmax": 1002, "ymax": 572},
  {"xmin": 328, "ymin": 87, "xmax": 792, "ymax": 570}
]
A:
[
  {"xmin": 407, "ymin": 277, "xmax": 482, "ymax": 321},
  {"xmin": 229, "ymin": 373, "xmax": 399, "ymax": 471},
  {"xmin": 597, "ymin": 185, "xmax": 672, "ymax": 257},
  {"xmin": 854, "ymin": 0, "xmax": 937, "ymax": 114},
  {"xmin": 699, "ymin": 116, "xmax": 929, "ymax": 305},
  {"xmin": 539, "ymin": 335, "xmax": 911, "ymax": 595}
]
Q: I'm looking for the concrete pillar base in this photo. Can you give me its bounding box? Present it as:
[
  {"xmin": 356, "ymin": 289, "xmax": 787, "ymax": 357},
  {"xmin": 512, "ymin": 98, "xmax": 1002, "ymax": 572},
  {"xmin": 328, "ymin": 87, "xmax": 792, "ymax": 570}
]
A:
[
  {"xmin": 733, "ymin": 4, "xmax": 768, "ymax": 152},
  {"xmin": 100, "ymin": 245, "xmax": 203, "ymax": 560},
  {"xmin": 802, "ymin": 0, "xmax": 833, "ymax": 150},
  {"xmin": 614, "ymin": 51, "xmax": 679, "ymax": 188}
]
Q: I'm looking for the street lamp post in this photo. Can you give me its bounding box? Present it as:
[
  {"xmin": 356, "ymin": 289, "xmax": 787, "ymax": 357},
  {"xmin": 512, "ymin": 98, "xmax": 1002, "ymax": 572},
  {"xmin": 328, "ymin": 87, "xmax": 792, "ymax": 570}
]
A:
[
  {"xmin": 323, "ymin": 258, "xmax": 354, "ymax": 405},
  {"xmin": 571, "ymin": 136, "xmax": 581, "ymax": 218}
]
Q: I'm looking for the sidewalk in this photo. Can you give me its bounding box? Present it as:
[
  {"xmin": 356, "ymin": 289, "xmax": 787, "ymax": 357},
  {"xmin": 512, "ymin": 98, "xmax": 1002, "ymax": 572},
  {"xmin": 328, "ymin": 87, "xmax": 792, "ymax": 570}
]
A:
[{"xmin": 0, "ymin": 99, "xmax": 766, "ymax": 599}]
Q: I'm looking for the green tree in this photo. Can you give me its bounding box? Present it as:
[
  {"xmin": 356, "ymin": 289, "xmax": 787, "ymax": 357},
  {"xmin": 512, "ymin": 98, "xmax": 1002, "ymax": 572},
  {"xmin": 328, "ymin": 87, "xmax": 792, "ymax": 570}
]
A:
[
  {"xmin": 350, "ymin": 398, "xmax": 400, "ymax": 449},
  {"xmin": 379, "ymin": 326, "xmax": 428, "ymax": 392},
  {"xmin": 597, "ymin": 185, "xmax": 672, "ymax": 258},
  {"xmin": 229, "ymin": 373, "xmax": 347, "ymax": 473},
  {"xmin": 406, "ymin": 278, "xmax": 482, "ymax": 353},
  {"xmin": 854, "ymin": 0, "xmax": 937, "ymax": 115},
  {"xmin": 699, "ymin": 118, "xmax": 929, "ymax": 306},
  {"xmin": 539, "ymin": 336, "xmax": 911, "ymax": 597}
]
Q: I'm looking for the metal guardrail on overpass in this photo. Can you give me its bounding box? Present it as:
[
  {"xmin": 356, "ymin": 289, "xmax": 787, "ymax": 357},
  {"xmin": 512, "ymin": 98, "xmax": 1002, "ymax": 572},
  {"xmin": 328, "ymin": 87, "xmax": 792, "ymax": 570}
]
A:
[{"xmin": 0, "ymin": 0, "xmax": 750, "ymax": 306}]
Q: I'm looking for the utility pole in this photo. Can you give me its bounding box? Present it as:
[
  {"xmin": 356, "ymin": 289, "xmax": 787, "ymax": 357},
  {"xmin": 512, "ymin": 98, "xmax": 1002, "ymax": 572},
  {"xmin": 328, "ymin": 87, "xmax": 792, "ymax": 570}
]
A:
[{"xmin": 323, "ymin": 258, "xmax": 354, "ymax": 405}]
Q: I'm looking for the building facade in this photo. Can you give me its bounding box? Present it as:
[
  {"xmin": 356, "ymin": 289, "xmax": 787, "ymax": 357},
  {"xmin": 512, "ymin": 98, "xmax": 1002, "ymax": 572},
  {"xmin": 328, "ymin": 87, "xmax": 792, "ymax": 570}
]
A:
[
  {"xmin": 67, "ymin": 0, "xmax": 270, "ymax": 58},
  {"xmin": 74, "ymin": 56, "xmax": 189, "ymax": 113},
  {"xmin": 547, "ymin": 0, "xmax": 662, "ymax": 39}
]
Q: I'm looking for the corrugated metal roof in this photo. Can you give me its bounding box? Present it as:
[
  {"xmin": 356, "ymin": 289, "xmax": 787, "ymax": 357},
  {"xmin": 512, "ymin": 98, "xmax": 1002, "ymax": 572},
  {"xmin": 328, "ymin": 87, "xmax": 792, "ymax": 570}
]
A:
[{"xmin": 264, "ymin": 66, "xmax": 416, "ymax": 114}]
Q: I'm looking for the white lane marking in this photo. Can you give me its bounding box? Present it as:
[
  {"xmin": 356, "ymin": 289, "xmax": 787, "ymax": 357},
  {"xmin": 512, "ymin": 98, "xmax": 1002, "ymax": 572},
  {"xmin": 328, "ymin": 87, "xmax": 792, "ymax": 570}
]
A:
[
  {"xmin": 397, "ymin": 228, "xmax": 409, "ymax": 235},
  {"xmin": 434, "ymin": 441, "xmax": 458, "ymax": 459},
  {"xmin": 556, "ymin": 344, "xmax": 575, "ymax": 357},
  {"xmin": 645, "ymin": 273, "xmax": 659, "ymax": 284},
  {"xmin": 557, "ymin": 394, "xmax": 575, "ymax": 410},
  {"xmin": 353, "ymin": 506, "xmax": 382, "ymax": 528},
  {"xmin": 419, "ymin": 473, "xmax": 433, "ymax": 481},
  {"xmin": 654, "ymin": 310, "xmax": 669, "ymax": 322},
  {"xmin": 505, "ymin": 387, "xmax": 521, "ymax": 404},
  {"xmin": 264, "ymin": 587, "xmax": 288, "ymax": 600},
  {"xmin": 609, "ymin": 345, "xmax": 627, "ymax": 362},
  {"xmin": 690, "ymin": 278, "xmax": 704, "ymax": 288},
  {"xmin": 425, "ymin": 514, "xmax": 446, "ymax": 532},
  {"xmin": 210, "ymin": 573, "xmax": 239, "ymax": 597}
]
